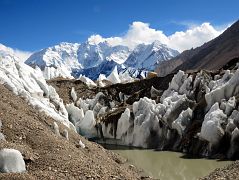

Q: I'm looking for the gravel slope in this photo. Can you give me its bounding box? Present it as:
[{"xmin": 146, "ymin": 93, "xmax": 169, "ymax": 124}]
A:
[
  {"xmin": 0, "ymin": 84, "xmax": 147, "ymax": 180},
  {"xmin": 200, "ymin": 161, "xmax": 239, "ymax": 180}
]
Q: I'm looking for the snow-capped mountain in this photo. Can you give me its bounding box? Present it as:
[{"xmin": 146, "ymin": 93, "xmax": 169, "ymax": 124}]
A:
[
  {"xmin": 77, "ymin": 41, "xmax": 130, "ymax": 68},
  {"xmin": 26, "ymin": 41, "xmax": 131, "ymax": 80},
  {"xmin": 26, "ymin": 42, "xmax": 80, "ymax": 69},
  {"xmin": 25, "ymin": 40, "xmax": 179, "ymax": 80},
  {"xmin": 124, "ymin": 41, "xmax": 179, "ymax": 71},
  {"xmin": 74, "ymin": 41, "xmax": 179, "ymax": 80},
  {"xmin": 25, "ymin": 42, "xmax": 81, "ymax": 79}
]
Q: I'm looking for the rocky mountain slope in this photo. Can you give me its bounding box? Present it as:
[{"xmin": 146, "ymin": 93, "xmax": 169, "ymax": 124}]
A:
[
  {"xmin": 25, "ymin": 40, "xmax": 178, "ymax": 80},
  {"xmin": 156, "ymin": 20, "xmax": 239, "ymax": 76}
]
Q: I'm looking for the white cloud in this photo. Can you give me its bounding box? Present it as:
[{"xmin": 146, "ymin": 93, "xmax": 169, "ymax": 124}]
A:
[
  {"xmin": 109, "ymin": 22, "xmax": 169, "ymax": 48},
  {"xmin": 0, "ymin": 43, "xmax": 32, "ymax": 61},
  {"xmin": 87, "ymin": 34, "xmax": 105, "ymax": 45},
  {"xmin": 87, "ymin": 21, "xmax": 229, "ymax": 52},
  {"xmin": 13, "ymin": 49, "xmax": 32, "ymax": 61},
  {"xmin": 168, "ymin": 23, "xmax": 224, "ymax": 52}
]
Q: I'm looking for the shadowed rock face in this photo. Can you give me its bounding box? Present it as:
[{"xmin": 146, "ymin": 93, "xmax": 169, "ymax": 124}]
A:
[{"xmin": 156, "ymin": 20, "xmax": 239, "ymax": 77}]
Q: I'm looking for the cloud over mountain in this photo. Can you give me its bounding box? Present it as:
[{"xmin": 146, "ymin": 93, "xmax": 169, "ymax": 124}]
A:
[
  {"xmin": 0, "ymin": 43, "xmax": 32, "ymax": 61},
  {"xmin": 87, "ymin": 21, "xmax": 228, "ymax": 52},
  {"xmin": 13, "ymin": 49, "xmax": 32, "ymax": 61}
]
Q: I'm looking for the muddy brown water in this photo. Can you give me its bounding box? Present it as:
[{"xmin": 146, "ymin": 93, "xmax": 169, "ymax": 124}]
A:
[{"xmin": 105, "ymin": 145, "xmax": 231, "ymax": 180}]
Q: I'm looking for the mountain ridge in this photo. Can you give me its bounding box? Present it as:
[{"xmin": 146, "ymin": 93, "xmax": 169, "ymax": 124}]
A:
[{"xmin": 25, "ymin": 40, "xmax": 179, "ymax": 80}]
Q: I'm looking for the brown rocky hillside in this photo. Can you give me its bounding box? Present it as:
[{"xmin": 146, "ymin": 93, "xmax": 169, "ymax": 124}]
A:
[
  {"xmin": 156, "ymin": 20, "xmax": 239, "ymax": 76},
  {"xmin": 0, "ymin": 84, "xmax": 147, "ymax": 180}
]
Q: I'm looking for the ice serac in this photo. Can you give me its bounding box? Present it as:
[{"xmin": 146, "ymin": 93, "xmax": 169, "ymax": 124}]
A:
[
  {"xmin": 0, "ymin": 148, "xmax": 26, "ymax": 173},
  {"xmin": 69, "ymin": 92, "xmax": 112, "ymax": 138},
  {"xmin": 66, "ymin": 103, "xmax": 84, "ymax": 126},
  {"xmin": 78, "ymin": 75, "xmax": 97, "ymax": 87},
  {"xmin": 172, "ymin": 108, "xmax": 193, "ymax": 137},
  {"xmin": 131, "ymin": 97, "xmax": 161, "ymax": 148},
  {"xmin": 76, "ymin": 110, "xmax": 97, "ymax": 138},
  {"xmin": 43, "ymin": 66, "xmax": 73, "ymax": 80},
  {"xmin": 113, "ymin": 70, "xmax": 195, "ymax": 148},
  {"xmin": 71, "ymin": 87, "xmax": 77, "ymax": 102},
  {"xmin": 199, "ymin": 103, "xmax": 227, "ymax": 146},
  {"xmin": 106, "ymin": 66, "xmax": 121, "ymax": 84},
  {"xmin": 116, "ymin": 108, "xmax": 131, "ymax": 140},
  {"xmin": 205, "ymin": 69, "xmax": 239, "ymax": 109},
  {"xmin": 0, "ymin": 44, "xmax": 72, "ymax": 128},
  {"xmin": 97, "ymin": 74, "xmax": 107, "ymax": 87}
]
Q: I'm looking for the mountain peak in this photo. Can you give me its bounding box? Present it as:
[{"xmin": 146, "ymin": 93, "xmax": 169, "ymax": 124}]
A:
[
  {"xmin": 25, "ymin": 39, "xmax": 178, "ymax": 80},
  {"xmin": 152, "ymin": 40, "xmax": 164, "ymax": 47},
  {"xmin": 125, "ymin": 41, "xmax": 179, "ymax": 70}
]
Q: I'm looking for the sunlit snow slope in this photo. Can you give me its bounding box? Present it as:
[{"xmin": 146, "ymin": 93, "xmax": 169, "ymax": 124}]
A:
[{"xmin": 26, "ymin": 40, "xmax": 179, "ymax": 80}]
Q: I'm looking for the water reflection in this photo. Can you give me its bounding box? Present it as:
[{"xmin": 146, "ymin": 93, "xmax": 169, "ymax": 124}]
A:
[{"xmin": 107, "ymin": 146, "xmax": 231, "ymax": 180}]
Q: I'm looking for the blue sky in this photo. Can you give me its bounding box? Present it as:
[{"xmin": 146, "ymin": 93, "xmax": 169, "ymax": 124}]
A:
[{"xmin": 0, "ymin": 0, "xmax": 238, "ymax": 52}]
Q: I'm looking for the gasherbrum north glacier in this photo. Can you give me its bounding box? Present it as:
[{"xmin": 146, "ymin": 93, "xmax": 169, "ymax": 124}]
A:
[
  {"xmin": 63, "ymin": 66, "xmax": 239, "ymax": 159},
  {"xmin": 1, "ymin": 37, "xmax": 239, "ymax": 160}
]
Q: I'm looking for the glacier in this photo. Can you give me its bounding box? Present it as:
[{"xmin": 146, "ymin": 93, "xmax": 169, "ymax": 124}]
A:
[
  {"xmin": 3, "ymin": 41, "xmax": 239, "ymax": 159},
  {"xmin": 78, "ymin": 64, "xmax": 239, "ymax": 158}
]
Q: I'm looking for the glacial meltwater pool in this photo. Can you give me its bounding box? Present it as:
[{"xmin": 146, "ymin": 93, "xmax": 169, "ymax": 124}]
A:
[{"xmin": 107, "ymin": 146, "xmax": 232, "ymax": 180}]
